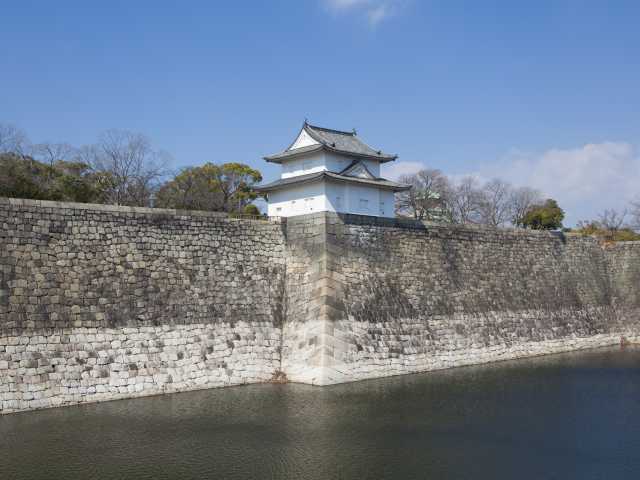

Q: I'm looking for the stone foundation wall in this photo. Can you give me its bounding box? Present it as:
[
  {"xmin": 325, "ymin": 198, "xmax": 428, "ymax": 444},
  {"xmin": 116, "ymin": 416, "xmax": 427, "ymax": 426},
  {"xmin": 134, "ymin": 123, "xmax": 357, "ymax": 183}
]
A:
[
  {"xmin": 0, "ymin": 199, "xmax": 286, "ymax": 413},
  {"xmin": 283, "ymin": 214, "xmax": 640, "ymax": 384},
  {"xmin": 2, "ymin": 203, "xmax": 640, "ymax": 412},
  {"xmin": 604, "ymin": 241, "xmax": 640, "ymax": 318},
  {"xmin": 0, "ymin": 323, "xmax": 279, "ymax": 413},
  {"xmin": 281, "ymin": 214, "xmax": 335, "ymax": 384}
]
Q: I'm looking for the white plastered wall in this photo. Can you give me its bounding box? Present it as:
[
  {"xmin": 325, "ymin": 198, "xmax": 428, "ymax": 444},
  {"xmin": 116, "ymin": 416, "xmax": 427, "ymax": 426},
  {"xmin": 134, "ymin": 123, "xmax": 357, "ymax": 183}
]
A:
[
  {"xmin": 269, "ymin": 148, "xmax": 396, "ymax": 217},
  {"xmin": 326, "ymin": 180, "xmax": 396, "ymax": 217},
  {"xmin": 379, "ymin": 189, "xmax": 395, "ymax": 217},
  {"xmin": 282, "ymin": 152, "xmax": 382, "ymax": 179},
  {"xmin": 267, "ymin": 180, "xmax": 326, "ymax": 217},
  {"xmin": 361, "ymin": 159, "xmax": 381, "ymax": 177},
  {"xmin": 325, "ymin": 152, "xmax": 382, "ymax": 177},
  {"xmin": 324, "ymin": 152, "xmax": 354, "ymax": 175},
  {"xmin": 281, "ymin": 152, "xmax": 327, "ymax": 179},
  {"xmin": 269, "ymin": 180, "xmax": 396, "ymax": 218},
  {"xmin": 346, "ymin": 183, "xmax": 381, "ymax": 216}
]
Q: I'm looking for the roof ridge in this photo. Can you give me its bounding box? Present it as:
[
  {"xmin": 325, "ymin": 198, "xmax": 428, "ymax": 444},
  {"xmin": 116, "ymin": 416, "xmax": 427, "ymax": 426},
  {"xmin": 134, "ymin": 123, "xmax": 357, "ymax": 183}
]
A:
[{"xmin": 305, "ymin": 123, "xmax": 355, "ymax": 136}]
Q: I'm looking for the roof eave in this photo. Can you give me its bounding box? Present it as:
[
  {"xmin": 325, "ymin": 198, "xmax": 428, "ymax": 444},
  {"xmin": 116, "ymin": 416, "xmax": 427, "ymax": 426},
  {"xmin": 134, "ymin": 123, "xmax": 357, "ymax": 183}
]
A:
[
  {"xmin": 263, "ymin": 145, "xmax": 325, "ymax": 163},
  {"xmin": 264, "ymin": 146, "xmax": 396, "ymax": 163},
  {"xmin": 325, "ymin": 175, "xmax": 411, "ymax": 192},
  {"xmin": 253, "ymin": 173, "xmax": 325, "ymax": 193},
  {"xmin": 328, "ymin": 147, "xmax": 397, "ymax": 163},
  {"xmin": 262, "ymin": 144, "xmax": 398, "ymax": 163},
  {"xmin": 254, "ymin": 172, "xmax": 411, "ymax": 193}
]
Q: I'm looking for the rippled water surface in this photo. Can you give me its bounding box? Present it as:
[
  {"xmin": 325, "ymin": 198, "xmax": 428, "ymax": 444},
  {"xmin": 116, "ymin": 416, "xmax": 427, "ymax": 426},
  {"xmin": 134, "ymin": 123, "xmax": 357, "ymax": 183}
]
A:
[{"xmin": 2, "ymin": 347, "xmax": 640, "ymax": 479}]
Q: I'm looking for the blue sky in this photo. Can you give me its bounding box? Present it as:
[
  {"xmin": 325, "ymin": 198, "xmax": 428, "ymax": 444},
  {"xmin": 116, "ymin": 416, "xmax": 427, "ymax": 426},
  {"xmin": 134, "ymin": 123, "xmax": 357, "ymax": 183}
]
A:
[{"xmin": 2, "ymin": 1, "xmax": 639, "ymax": 225}]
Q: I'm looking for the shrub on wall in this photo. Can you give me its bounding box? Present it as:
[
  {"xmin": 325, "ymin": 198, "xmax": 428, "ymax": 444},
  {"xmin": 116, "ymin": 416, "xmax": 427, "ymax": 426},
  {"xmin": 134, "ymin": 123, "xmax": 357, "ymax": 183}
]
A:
[
  {"xmin": 0, "ymin": 153, "xmax": 107, "ymax": 203},
  {"xmin": 521, "ymin": 199, "xmax": 565, "ymax": 230}
]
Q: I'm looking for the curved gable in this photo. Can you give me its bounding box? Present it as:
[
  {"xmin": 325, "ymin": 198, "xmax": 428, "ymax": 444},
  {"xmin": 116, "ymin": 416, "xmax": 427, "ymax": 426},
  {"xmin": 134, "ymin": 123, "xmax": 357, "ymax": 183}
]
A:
[{"xmin": 289, "ymin": 128, "xmax": 320, "ymax": 150}]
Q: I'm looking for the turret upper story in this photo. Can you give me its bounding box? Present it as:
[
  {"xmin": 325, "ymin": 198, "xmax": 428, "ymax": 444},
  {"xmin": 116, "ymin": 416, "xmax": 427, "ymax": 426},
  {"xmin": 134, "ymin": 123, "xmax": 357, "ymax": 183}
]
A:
[{"xmin": 263, "ymin": 122, "xmax": 398, "ymax": 180}]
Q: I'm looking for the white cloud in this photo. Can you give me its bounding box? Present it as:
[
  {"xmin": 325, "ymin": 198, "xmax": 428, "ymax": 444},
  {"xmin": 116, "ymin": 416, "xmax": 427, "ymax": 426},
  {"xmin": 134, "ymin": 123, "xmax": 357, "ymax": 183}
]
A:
[
  {"xmin": 323, "ymin": 0, "xmax": 403, "ymax": 26},
  {"xmin": 382, "ymin": 142, "xmax": 640, "ymax": 227},
  {"xmin": 486, "ymin": 142, "xmax": 640, "ymax": 226},
  {"xmin": 366, "ymin": 4, "xmax": 390, "ymax": 26}
]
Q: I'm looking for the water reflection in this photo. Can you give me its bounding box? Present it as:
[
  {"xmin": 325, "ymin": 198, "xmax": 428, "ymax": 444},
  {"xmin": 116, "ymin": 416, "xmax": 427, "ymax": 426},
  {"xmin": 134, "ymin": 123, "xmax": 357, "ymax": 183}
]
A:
[{"xmin": 1, "ymin": 347, "xmax": 639, "ymax": 479}]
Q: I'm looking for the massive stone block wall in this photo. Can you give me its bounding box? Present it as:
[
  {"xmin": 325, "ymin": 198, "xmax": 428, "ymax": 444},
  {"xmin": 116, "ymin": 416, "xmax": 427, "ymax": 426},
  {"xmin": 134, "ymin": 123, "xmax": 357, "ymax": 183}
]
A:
[
  {"xmin": 604, "ymin": 242, "xmax": 640, "ymax": 316},
  {"xmin": 281, "ymin": 214, "xmax": 336, "ymax": 384},
  {"xmin": 285, "ymin": 213, "xmax": 640, "ymax": 384},
  {"xmin": 0, "ymin": 199, "xmax": 286, "ymax": 413},
  {"xmin": 2, "ymin": 203, "xmax": 640, "ymax": 412}
]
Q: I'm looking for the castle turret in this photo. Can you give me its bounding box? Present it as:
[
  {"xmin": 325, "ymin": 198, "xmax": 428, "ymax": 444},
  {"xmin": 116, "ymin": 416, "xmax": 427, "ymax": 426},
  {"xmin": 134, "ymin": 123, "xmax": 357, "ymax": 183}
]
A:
[{"xmin": 255, "ymin": 122, "xmax": 410, "ymax": 217}]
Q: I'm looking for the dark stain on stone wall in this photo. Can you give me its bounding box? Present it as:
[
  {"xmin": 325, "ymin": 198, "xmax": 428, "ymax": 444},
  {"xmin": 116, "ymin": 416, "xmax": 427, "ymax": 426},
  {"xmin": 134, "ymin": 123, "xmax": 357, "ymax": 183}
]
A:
[
  {"xmin": 0, "ymin": 200, "xmax": 286, "ymax": 335},
  {"xmin": 322, "ymin": 214, "xmax": 640, "ymax": 358}
]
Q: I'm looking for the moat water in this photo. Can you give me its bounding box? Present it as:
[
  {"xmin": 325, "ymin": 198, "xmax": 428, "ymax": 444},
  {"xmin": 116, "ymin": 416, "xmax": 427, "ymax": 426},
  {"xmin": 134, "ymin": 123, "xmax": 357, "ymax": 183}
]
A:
[{"xmin": 2, "ymin": 347, "xmax": 640, "ymax": 480}]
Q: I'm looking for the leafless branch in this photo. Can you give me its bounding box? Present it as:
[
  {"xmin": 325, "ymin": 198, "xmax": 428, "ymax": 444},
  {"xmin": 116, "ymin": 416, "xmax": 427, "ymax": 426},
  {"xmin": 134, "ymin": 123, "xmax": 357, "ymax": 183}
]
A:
[
  {"xmin": 598, "ymin": 208, "xmax": 628, "ymax": 233},
  {"xmin": 83, "ymin": 130, "xmax": 170, "ymax": 206},
  {"xmin": 509, "ymin": 186, "xmax": 543, "ymax": 227},
  {"xmin": 396, "ymin": 169, "xmax": 451, "ymax": 221},
  {"xmin": 32, "ymin": 142, "xmax": 76, "ymax": 167},
  {"xmin": 0, "ymin": 123, "xmax": 30, "ymax": 156},
  {"xmin": 630, "ymin": 199, "xmax": 640, "ymax": 231},
  {"xmin": 449, "ymin": 176, "xmax": 484, "ymax": 224},
  {"xmin": 477, "ymin": 178, "xmax": 513, "ymax": 227}
]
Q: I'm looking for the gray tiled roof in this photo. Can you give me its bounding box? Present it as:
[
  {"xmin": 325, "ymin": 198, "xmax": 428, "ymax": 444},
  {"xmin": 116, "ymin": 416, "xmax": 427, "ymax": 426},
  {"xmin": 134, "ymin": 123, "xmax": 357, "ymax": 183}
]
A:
[
  {"xmin": 254, "ymin": 171, "xmax": 411, "ymax": 193},
  {"xmin": 264, "ymin": 122, "xmax": 398, "ymax": 163}
]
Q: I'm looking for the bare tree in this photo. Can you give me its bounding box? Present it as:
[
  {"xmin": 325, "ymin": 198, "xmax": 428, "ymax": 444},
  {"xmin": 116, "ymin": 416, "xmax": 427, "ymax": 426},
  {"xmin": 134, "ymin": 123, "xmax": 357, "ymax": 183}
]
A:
[
  {"xmin": 509, "ymin": 186, "xmax": 543, "ymax": 227},
  {"xmin": 396, "ymin": 169, "xmax": 451, "ymax": 221},
  {"xmin": 598, "ymin": 208, "xmax": 628, "ymax": 240},
  {"xmin": 398, "ymin": 173, "xmax": 543, "ymax": 228},
  {"xmin": 630, "ymin": 199, "xmax": 640, "ymax": 231},
  {"xmin": 448, "ymin": 176, "xmax": 483, "ymax": 224},
  {"xmin": 477, "ymin": 178, "xmax": 513, "ymax": 227},
  {"xmin": 0, "ymin": 123, "xmax": 29, "ymax": 156},
  {"xmin": 32, "ymin": 142, "xmax": 76, "ymax": 167},
  {"xmin": 83, "ymin": 130, "xmax": 169, "ymax": 206}
]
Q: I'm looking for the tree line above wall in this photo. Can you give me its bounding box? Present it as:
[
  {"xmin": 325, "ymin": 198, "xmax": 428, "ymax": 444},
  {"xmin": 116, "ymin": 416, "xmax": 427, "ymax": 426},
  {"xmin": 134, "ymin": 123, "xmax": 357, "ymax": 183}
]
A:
[
  {"xmin": 395, "ymin": 169, "xmax": 566, "ymax": 229},
  {"xmin": 1, "ymin": 121, "xmax": 638, "ymax": 235},
  {"xmin": 0, "ymin": 122, "xmax": 262, "ymax": 215},
  {"xmin": 396, "ymin": 168, "xmax": 640, "ymax": 239}
]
